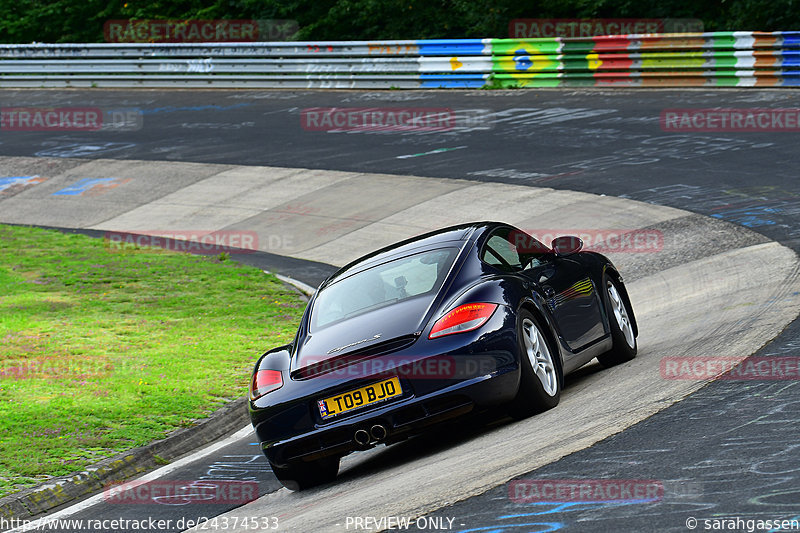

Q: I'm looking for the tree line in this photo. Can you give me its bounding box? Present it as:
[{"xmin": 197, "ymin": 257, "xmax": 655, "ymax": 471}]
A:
[{"xmin": 0, "ymin": 0, "xmax": 796, "ymax": 43}]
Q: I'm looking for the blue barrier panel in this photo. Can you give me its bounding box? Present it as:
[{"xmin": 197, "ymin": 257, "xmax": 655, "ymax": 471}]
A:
[
  {"xmin": 780, "ymin": 31, "xmax": 800, "ymax": 47},
  {"xmin": 417, "ymin": 39, "xmax": 487, "ymax": 56},
  {"xmin": 419, "ymin": 73, "xmax": 487, "ymax": 88}
]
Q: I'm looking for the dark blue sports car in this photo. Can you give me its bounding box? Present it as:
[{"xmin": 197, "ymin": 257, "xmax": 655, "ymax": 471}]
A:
[{"xmin": 249, "ymin": 222, "xmax": 637, "ymax": 490}]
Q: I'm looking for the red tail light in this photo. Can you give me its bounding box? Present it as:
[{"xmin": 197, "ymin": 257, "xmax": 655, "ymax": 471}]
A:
[
  {"xmin": 429, "ymin": 303, "xmax": 498, "ymax": 339},
  {"xmin": 250, "ymin": 369, "xmax": 283, "ymax": 401}
]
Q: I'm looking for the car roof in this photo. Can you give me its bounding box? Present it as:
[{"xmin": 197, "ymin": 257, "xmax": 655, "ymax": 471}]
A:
[{"xmin": 320, "ymin": 221, "xmax": 507, "ymax": 288}]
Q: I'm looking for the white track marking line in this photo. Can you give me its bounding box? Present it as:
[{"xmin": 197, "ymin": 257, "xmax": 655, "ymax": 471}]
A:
[{"xmin": 6, "ymin": 425, "xmax": 254, "ymax": 531}]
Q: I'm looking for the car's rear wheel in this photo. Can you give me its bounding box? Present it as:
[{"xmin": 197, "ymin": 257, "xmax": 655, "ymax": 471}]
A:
[
  {"xmin": 508, "ymin": 310, "xmax": 561, "ymax": 419},
  {"xmin": 269, "ymin": 456, "xmax": 340, "ymax": 491},
  {"xmin": 597, "ymin": 274, "xmax": 637, "ymax": 368}
]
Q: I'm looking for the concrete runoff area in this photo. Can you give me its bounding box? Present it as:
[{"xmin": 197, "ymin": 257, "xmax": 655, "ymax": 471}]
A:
[
  {"xmin": 185, "ymin": 245, "xmax": 800, "ymax": 533},
  {"xmin": 0, "ymin": 156, "xmax": 798, "ymax": 532},
  {"xmin": 2, "ymin": 156, "xmax": 687, "ymax": 266}
]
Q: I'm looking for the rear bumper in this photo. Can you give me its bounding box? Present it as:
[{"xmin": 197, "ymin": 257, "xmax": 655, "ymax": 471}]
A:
[{"xmin": 258, "ymin": 364, "xmax": 519, "ymax": 467}]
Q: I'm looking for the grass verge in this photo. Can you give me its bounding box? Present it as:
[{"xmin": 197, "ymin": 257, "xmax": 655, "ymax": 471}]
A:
[{"xmin": 0, "ymin": 224, "xmax": 305, "ymax": 498}]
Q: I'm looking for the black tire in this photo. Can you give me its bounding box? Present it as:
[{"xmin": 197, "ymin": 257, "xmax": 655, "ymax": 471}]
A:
[
  {"xmin": 597, "ymin": 274, "xmax": 637, "ymax": 368},
  {"xmin": 269, "ymin": 456, "xmax": 340, "ymax": 491},
  {"xmin": 508, "ymin": 310, "xmax": 562, "ymax": 420}
]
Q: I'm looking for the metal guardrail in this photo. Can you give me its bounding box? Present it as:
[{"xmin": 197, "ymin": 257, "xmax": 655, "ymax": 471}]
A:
[{"xmin": 1, "ymin": 32, "xmax": 798, "ymax": 88}]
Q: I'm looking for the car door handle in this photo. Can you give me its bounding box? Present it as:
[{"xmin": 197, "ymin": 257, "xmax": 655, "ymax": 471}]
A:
[{"xmin": 542, "ymin": 285, "xmax": 556, "ymax": 298}]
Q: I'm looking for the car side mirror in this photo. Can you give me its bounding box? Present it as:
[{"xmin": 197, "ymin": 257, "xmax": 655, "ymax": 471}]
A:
[{"xmin": 551, "ymin": 236, "xmax": 583, "ymax": 257}]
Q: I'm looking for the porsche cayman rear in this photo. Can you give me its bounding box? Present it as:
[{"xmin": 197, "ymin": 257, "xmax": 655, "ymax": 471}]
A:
[{"xmin": 248, "ymin": 225, "xmax": 526, "ymax": 490}]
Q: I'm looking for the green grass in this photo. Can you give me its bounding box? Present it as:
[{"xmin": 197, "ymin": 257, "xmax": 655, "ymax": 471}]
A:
[{"xmin": 0, "ymin": 224, "xmax": 306, "ymax": 498}]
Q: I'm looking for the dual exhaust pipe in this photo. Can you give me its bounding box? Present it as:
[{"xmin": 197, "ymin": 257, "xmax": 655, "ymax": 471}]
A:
[{"xmin": 354, "ymin": 423, "xmax": 388, "ymax": 447}]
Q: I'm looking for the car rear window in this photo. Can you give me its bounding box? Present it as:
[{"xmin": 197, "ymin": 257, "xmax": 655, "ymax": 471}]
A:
[{"xmin": 311, "ymin": 247, "xmax": 458, "ymax": 330}]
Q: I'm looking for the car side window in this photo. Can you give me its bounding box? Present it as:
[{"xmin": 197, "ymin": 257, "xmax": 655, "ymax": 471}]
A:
[
  {"xmin": 484, "ymin": 234, "xmax": 522, "ymax": 269},
  {"xmin": 510, "ymin": 229, "xmax": 552, "ymax": 269},
  {"xmin": 480, "ymin": 227, "xmax": 551, "ymax": 271}
]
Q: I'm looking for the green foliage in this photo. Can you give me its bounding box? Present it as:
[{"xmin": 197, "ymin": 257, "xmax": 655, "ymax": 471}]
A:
[{"xmin": 0, "ymin": 0, "xmax": 797, "ymax": 43}]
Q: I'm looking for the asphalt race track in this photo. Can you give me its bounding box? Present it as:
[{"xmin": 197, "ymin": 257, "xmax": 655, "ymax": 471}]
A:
[{"xmin": 1, "ymin": 89, "xmax": 800, "ymax": 533}]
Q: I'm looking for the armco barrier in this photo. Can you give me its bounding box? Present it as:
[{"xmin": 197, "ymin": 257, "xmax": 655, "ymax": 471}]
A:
[{"xmin": 0, "ymin": 31, "xmax": 798, "ymax": 88}]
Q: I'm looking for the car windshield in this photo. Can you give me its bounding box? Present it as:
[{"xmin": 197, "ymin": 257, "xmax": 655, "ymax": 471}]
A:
[{"xmin": 311, "ymin": 247, "xmax": 458, "ymax": 330}]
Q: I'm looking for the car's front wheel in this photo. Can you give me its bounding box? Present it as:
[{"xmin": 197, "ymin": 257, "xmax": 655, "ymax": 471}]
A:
[
  {"xmin": 597, "ymin": 274, "xmax": 637, "ymax": 368},
  {"xmin": 269, "ymin": 456, "xmax": 340, "ymax": 491},
  {"xmin": 508, "ymin": 310, "xmax": 562, "ymax": 419}
]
